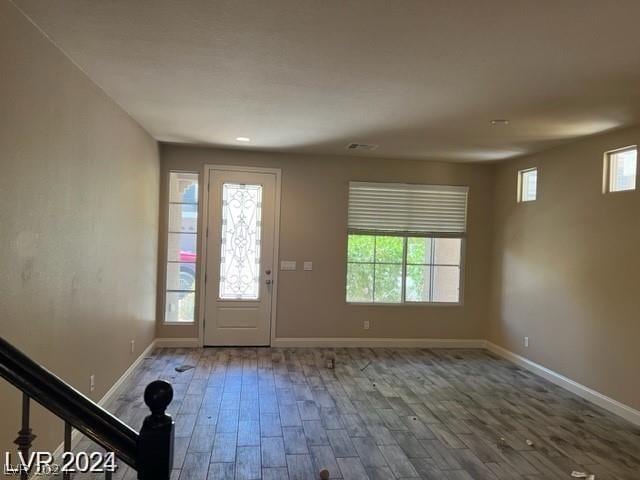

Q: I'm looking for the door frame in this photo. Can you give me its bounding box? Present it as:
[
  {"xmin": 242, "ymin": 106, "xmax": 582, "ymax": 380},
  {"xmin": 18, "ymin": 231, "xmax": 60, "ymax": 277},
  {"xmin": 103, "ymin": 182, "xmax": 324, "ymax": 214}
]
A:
[{"xmin": 197, "ymin": 164, "xmax": 282, "ymax": 347}]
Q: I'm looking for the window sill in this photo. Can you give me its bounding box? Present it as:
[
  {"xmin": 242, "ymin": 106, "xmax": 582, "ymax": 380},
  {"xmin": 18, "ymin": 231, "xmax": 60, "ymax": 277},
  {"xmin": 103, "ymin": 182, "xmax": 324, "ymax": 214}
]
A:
[
  {"xmin": 346, "ymin": 301, "xmax": 462, "ymax": 307},
  {"xmin": 162, "ymin": 321, "xmax": 196, "ymax": 326},
  {"xmin": 605, "ymin": 188, "xmax": 636, "ymax": 194}
]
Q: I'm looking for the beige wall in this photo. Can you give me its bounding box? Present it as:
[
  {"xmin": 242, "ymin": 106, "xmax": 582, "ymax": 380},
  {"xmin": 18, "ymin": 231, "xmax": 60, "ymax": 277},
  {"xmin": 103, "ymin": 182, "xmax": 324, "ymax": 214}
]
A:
[
  {"xmin": 0, "ymin": 0, "xmax": 159, "ymax": 455},
  {"xmin": 3, "ymin": 0, "xmax": 638, "ymax": 456},
  {"xmin": 489, "ymin": 125, "xmax": 640, "ymax": 411},
  {"xmin": 158, "ymin": 144, "xmax": 495, "ymax": 341}
]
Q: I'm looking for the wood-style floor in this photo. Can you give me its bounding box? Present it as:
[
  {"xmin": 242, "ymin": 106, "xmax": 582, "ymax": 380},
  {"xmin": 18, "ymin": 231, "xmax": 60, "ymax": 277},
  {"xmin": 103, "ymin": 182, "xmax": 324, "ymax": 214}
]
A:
[{"xmin": 75, "ymin": 347, "xmax": 640, "ymax": 480}]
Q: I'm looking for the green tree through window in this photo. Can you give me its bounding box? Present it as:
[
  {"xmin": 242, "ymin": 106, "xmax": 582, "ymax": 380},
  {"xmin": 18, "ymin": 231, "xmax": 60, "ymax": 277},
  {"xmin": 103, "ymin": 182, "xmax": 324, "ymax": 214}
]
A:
[{"xmin": 346, "ymin": 234, "xmax": 462, "ymax": 303}]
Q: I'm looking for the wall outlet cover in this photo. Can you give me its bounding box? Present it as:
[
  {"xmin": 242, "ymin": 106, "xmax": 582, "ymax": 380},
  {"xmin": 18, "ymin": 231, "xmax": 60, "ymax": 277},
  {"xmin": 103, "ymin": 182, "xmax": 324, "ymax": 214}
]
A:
[{"xmin": 303, "ymin": 261, "xmax": 313, "ymax": 271}]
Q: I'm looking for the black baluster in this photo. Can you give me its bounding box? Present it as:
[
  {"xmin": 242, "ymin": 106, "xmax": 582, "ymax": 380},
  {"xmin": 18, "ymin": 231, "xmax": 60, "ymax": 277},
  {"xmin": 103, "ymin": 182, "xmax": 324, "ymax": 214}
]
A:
[
  {"xmin": 63, "ymin": 422, "xmax": 72, "ymax": 480},
  {"xmin": 14, "ymin": 393, "xmax": 36, "ymax": 480},
  {"xmin": 137, "ymin": 380, "xmax": 174, "ymax": 480}
]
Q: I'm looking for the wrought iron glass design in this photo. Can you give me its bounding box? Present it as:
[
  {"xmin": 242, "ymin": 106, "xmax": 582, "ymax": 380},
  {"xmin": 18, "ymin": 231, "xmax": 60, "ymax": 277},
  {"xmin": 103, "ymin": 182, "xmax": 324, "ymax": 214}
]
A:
[{"xmin": 219, "ymin": 183, "xmax": 263, "ymax": 299}]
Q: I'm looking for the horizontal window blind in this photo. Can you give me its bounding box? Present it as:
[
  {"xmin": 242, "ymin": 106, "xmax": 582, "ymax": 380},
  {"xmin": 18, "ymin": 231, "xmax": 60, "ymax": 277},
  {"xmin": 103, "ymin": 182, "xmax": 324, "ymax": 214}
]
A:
[{"xmin": 348, "ymin": 182, "xmax": 468, "ymax": 234}]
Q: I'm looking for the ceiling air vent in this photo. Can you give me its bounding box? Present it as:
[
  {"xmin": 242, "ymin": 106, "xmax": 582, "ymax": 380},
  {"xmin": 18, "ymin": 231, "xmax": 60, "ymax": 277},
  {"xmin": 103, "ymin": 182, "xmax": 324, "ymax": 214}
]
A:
[{"xmin": 347, "ymin": 143, "xmax": 378, "ymax": 151}]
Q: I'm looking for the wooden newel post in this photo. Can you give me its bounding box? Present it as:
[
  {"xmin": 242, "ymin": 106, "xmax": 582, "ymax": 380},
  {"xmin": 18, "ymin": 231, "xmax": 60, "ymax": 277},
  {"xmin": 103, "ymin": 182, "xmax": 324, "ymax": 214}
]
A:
[{"xmin": 137, "ymin": 380, "xmax": 174, "ymax": 480}]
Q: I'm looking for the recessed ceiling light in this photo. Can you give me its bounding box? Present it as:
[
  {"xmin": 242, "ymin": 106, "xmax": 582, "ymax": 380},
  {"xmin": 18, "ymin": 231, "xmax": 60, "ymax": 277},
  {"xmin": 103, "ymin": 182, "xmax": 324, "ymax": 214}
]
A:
[
  {"xmin": 490, "ymin": 119, "xmax": 509, "ymax": 125},
  {"xmin": 236, "ymin": 136, "xmax": 251, "ymax": 142}
]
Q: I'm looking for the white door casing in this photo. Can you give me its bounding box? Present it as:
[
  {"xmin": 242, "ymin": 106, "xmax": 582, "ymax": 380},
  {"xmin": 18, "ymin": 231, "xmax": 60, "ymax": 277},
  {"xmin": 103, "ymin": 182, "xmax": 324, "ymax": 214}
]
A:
[{"xmin": 202, "ymin": 167, "xmax": 279, "ymax": 346}]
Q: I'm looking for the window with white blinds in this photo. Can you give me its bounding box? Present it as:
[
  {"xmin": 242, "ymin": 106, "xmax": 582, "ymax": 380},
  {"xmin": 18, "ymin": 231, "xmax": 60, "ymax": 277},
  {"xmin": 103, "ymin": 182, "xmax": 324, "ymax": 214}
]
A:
[
  {"xmin": 348, "ymin": 182, "xmax": 468, "ymax": 235},
  {"xmin": 346, "ymin": 182, "xmax": 468, "ymax": 305}
]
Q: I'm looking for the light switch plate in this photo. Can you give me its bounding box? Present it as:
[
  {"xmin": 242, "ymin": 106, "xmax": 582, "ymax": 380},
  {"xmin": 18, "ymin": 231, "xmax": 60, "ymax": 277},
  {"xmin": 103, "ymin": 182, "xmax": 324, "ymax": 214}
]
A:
[
  {"xmin": 303, "ymin": 261, "xmax": 313, "ymax": 271},
  {"xmin": 280, "ymin": 260, "xmax": 297, "ymax": 271}
]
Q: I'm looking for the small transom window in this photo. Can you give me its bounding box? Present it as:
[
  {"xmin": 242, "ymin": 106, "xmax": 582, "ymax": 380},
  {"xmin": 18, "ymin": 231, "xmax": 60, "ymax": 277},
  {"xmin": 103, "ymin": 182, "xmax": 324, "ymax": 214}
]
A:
[
  {"xmin": 517, "ymin": 168, "xmax": 537, "ymax": 202},
  {"xmin": 605, "ymin": 146, "xmax": 637, "ymax": 193}
]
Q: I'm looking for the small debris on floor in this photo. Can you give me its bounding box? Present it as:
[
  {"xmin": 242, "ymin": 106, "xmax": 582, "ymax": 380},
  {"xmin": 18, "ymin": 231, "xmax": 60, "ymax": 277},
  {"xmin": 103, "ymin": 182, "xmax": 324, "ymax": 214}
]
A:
[
  {"xmin": 324, "ymin": 351, "xmax": 336, "ymax": 369},
  {"xmin": 175, "ymin": 365, "xmax": 194, "ymax": 373},
  {"xmin": 319, "ymin": 468, "xmax": 330, "ymax": 479},
  {"xmin": 571, "ymin": 471, "xmax": 595, "ymax": 480},
  {"xmin": 525, "ymin": 439, "xmax": 534, "ymax": 447},
  {"xmin": 360, "ymin": 361, "xmax": 371, "ymax": 372}
]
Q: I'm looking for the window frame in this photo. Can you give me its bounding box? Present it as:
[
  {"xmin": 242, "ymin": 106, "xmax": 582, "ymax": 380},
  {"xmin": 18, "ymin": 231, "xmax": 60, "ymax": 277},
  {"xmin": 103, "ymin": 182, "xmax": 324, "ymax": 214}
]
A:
[
  {"xmin": 345, "ymin": 231, "xmax": 466, "ymax": 307},
  {"xmin": 603, "ymin": 145, "xmax": 637, "ymax": 194},
  {"xmin": 163, "ymin": 170, "xmax": 200, "ymax": 325},
  {"xmin": 517, "ymin": 167, "xmax": 538, "ymax": 203}
]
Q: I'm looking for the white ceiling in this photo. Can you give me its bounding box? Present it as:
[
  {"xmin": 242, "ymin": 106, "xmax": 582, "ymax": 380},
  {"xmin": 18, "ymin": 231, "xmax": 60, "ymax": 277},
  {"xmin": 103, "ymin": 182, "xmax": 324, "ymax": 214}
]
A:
[{"xmin": 13, "ymin": 0, "xmax": 640, "ymax": 162}]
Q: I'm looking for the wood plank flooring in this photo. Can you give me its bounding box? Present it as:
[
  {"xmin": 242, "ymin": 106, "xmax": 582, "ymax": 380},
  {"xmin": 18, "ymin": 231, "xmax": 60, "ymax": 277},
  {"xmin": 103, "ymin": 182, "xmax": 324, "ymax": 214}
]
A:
[{"xmin": 74, "ymin": 347, "xmax": 640, "ymax": 479}]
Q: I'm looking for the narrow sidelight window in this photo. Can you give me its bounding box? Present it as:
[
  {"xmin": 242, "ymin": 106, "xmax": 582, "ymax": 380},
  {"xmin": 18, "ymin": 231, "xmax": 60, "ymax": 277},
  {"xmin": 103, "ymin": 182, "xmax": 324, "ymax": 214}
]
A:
[
  {"xmin": 605, "ymin": 146, "xmax": 637, "ymax": 193},
  {"xmin": 164, "ymin": 172, "xmax": 199, "ymax": 323},
  {"xmin": 517, "ymin": 168, "xmax": 537, "ymax": 202}
]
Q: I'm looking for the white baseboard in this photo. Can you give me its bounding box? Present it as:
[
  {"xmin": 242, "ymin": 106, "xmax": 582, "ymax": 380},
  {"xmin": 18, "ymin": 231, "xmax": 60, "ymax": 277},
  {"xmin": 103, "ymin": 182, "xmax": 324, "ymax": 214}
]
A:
[
  {"xmin": 271, "ymin": 337, "xmax": 486, "ymax": 348},
  {"xmin": 98, "ymin": 339, "xmax": 158, "ymax": 406},
  {"xmin": 485, "ymin": 341, "xmax": 640, "ymax": 427},
  {"xmin": 155, "ymin": 337, "xmax": 201, "ymax": 348},
  {"xmin": 155, "ymin": 336, "xmax": 485, "ymax": 348},
  {"xmin": 50, "ymin": 339, "xmax": 158, "ymax": 461}
]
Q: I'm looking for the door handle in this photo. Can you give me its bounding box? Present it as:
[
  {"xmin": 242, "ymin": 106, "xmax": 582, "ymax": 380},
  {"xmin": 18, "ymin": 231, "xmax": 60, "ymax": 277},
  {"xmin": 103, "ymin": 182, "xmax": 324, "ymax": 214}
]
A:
[{"xmin": 266, "ymin": 279, "xmax": 272, "ymax": 285}]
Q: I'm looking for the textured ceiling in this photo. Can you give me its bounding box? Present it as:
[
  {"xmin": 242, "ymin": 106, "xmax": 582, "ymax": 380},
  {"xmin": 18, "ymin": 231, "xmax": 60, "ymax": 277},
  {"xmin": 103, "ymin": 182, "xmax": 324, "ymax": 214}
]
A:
[{"xmin": 13, "ymin": 0, "xmax": 640, "ymax": 161}]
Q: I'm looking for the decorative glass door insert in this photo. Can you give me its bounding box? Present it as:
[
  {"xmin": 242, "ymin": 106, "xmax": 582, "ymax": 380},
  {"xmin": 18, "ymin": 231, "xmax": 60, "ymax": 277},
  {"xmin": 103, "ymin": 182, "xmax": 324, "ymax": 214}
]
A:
[
  {"xmin": 219, "ymin": 183, "xmax": 263, "ymax": 300},
  {"xmin": 204, "ymin": 168, "xmax": 277, "ymax": 346}
]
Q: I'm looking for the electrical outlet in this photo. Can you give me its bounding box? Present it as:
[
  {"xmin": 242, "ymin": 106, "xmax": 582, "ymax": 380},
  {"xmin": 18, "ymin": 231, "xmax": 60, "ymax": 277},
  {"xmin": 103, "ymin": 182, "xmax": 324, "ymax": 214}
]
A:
[
  {"xmin": 524, "ymin": 336, "xmax": 529, "ymax": 348},
  {"xmin": 90, "ymin": 374, "xmax": 96, "ymax": 392},
  {"xmin": 363, "ymin": 320, "xmax": 370, "ymax": 330},
  {"xmin": 130, "ymin": 340, "xmax": 135, "ymax": 353},
  {"xmin": 303, "ymin": 261, "xmax": 313, "ymax": 271}
]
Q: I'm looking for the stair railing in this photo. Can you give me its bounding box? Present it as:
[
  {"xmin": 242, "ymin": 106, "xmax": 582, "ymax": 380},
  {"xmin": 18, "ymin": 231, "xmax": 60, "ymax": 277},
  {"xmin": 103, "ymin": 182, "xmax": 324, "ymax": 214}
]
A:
[{"xmin": 0, "ymin": 336, "xmax": 174, "ymax": 480}]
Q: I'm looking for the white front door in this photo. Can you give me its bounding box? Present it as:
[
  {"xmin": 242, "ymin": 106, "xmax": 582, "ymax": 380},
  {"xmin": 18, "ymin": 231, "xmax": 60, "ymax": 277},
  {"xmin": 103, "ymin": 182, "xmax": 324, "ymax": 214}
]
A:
[{"xmin": 203, "ymin": 167, "xmax": 278, "ymax": 346}]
